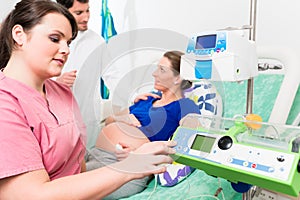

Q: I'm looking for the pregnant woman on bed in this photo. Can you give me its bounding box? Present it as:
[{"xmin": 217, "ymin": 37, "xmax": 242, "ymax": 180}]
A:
[{"xmin": 85, "ymin": 50, "xmax": 200, "ymax": 200}]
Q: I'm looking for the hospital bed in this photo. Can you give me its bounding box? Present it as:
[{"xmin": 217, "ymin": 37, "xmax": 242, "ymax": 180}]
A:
[
  {"xmin": 73, "ymin": 29, "xmax": 300, "ymax": 199},
  {"xmin": 120, "ymin": 46, "xmax": 300, "ymax": 200}
]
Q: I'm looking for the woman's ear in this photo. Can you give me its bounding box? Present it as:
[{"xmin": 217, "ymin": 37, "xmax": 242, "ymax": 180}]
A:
[
  {"xmin": 12, "ymin": 24, "xmax": 26, "ymax": 46},
  {"xmin": 173, "ymin": 75, "xmax": 181, "ymax": 85}
]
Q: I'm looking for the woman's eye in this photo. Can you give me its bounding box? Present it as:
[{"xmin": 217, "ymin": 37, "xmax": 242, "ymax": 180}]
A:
[{"xmin": 50, "ymin": 36, "xmax": 59, "ymax": 43}]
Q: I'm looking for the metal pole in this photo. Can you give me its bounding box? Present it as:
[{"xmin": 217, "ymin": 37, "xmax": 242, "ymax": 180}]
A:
[
  {"xmin": 246, "ymin": 0, "xmax": 257, "ymax": 114},
  {"xmin": 244, "ymin": 0, "xmax": 258, "ymax": 199}
]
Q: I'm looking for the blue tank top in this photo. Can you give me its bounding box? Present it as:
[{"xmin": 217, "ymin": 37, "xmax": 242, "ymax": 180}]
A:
[{"xmin": 129, "ymin": 97, "xmax": 200, "ymax": 141}]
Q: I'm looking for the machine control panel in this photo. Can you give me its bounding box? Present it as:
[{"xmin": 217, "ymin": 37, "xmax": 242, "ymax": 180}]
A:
[
  {"xmin": 186, "ymin": 32, "xmax": 227, "ymax": 56},
  {"xmin": 173, "ymin": 127, "xmax": 296, "ymax": 181}
]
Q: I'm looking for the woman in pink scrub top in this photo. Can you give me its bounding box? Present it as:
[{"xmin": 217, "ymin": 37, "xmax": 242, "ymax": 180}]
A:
[{"xmin": 0, "ymin": 0, "xmax": 176, "ymax": 199}]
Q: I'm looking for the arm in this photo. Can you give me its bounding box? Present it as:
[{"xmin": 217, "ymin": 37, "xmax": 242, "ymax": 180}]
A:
[
  {"xmin": 105, "ymin": 108, "xmax": 130, "ymax": 125},
  {"xmin": 106, "ymin": 92, "xmax": 161, "ymax": 126},
  {"xmin": 56, "ymin": 70, "xmax": 77, "ymax": 87},
  {"xmin": 0, "ymin": 141, "xmax": 176, "ymax": 200},
  {"xmin": 105, "ymin": 108, "xmax": 141, "ymax": 127}
]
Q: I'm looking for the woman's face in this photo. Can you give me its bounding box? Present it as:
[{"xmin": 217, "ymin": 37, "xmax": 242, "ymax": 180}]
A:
[
  {"xmin": 20, "ymin": 13, "xmax": 73, "ymax": 79},
  {"xmin": 152, "ymin": 56, "xmax": 180, "ymax": 92}
]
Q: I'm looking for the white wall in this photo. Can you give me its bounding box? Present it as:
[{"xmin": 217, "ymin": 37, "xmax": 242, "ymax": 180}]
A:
[
  {"xmin": 89, "ymin": 0, "xmax": 300, "ymax": 54},
  {"xmin": 3, "ymin": 0, "xmax": 299, "ymax": 51},
  {"xmin": 88, "ymin": 1, "xmax": 300, "ymax": 123},
  {"xmin": 0, "ymin": 0, "xmax": 19, "ymax": 22}
]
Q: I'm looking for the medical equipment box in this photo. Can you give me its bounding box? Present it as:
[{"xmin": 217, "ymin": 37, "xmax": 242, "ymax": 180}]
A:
[
  {"xmin": 171, "ymin": 115, "xmax": 300, "ymax": 196},
  {"xmin": 180, "ymin": 30, "xmax": 258, "ymax": 82}
]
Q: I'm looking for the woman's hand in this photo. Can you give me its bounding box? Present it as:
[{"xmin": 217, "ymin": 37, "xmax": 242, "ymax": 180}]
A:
[
  {"xmin": 56, "ymin": 70, "xmax": 77, "ymax": 87},
  {"xmin": 111, "ymin": 140, "xmax": 177, "ymax": 179},
  {"xmin": 133, "ymin": 92, "xmax": 161, "ymax": 103},
  {"xmin": 114, "ymin": 142, "xmax": 133, "ymax": 161}
]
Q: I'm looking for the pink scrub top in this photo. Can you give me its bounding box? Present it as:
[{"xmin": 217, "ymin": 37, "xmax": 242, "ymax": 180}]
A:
[{"xmin": 0, "ymin": 72, "xmax": 86, "ymax": 180}]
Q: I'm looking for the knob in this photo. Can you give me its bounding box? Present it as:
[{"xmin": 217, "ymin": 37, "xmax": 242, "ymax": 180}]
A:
[
  {"xmin": 218, "ymin": 136, "xmax": 233, "ymax": 150},
  {"xmin": 277, "ymin": 155, "xmax": 285, "ymax": 162}
]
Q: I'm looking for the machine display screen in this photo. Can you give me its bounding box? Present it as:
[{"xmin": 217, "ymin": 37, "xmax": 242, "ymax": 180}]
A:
[
  {"xmin": 190, "ymin": 134, "xmax": 216, "ymax": 153},
  {"xmin": 195, "ymin": 34, "xmax": 217, "ymax": 49}
]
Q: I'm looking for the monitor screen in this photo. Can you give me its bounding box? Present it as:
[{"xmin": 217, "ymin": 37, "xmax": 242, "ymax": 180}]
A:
[
  {"xmin": 195, "ymin": 34, "xmax": 217, "ymax": 49},
  {"xmin": 190, "ymin": 134, "xmax": 215, "ymax": 153}
]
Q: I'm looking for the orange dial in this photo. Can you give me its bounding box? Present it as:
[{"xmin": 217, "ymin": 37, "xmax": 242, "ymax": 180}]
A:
[{"xmin": 245, "ymin": 114, "xmax": 263, "ymax": 130}]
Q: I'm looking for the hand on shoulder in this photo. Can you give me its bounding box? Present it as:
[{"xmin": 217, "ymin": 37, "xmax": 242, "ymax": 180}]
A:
[
  {"xmin": 56, "ymin": 70, "xmax": 77, "ymax": 87},
  {"xmin": 133, "ymin": 92, "xmax": 161, "ymax": 103}
]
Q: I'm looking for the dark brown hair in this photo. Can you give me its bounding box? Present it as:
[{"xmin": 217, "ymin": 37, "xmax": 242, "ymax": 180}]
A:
[
  {"xmin": 163, "ymin": 50, "xmax": 192, "ymax": 90},
  {"xmin": 0, "ymin": 0, "xmax": 78, "ymax": 69},
  {"xmin": 56, "ymin": 0, "xmax": 89, "ymax": 9}
]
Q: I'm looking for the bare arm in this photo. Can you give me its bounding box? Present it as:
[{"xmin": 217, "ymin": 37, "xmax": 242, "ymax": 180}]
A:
[
  {"xmin": 0, "ymin": 141, "xmax": 176, "ymax": 200},
  {"xmin": 105, "ymin": 106, "xmax": 142, "ymax": 128},
  {"xmin": 56, "ymin": 70, "xmax": 77, "ymax": 87},
  {"xmin": 0, "ymin": 167, "xmax": 132, "ymax": 200},
  {"xmin": 105, "ymin": 91, "xmax": 161, "ymax": 126},
  {"xmin": 105, "ymin": 108, "xmax": 130, "ymax": 125}
]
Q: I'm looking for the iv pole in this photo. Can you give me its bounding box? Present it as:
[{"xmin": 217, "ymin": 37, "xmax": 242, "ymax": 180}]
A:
[
  {"xmin": 243, "ymin": 0, "xmax": 258, "ymax": 199},
  {"xmin": 246, "ymin": 0, "xmax": 257, "ymax": 114}
]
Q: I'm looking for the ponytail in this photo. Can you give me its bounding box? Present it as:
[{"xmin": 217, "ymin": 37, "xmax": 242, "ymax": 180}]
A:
[{"xmin": 181, "ymin": 79, "xmax": 192, "ymax": 90}]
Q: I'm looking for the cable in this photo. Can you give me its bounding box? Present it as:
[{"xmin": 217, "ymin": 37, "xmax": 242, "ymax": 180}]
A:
[
  {"xmin": 146, "ymin": 174, "xmax": 158, "ymax": 200},
  {"xmin": 185, "ymin": 194, "xmax": 221, "ymax": 200},
  {"xmin": 184, "ymin": 177, "xmax": 226, "ymax": 200},
  {"xmin": 218, "ymin": 178, "xmax": 226, "ymax": 200}
]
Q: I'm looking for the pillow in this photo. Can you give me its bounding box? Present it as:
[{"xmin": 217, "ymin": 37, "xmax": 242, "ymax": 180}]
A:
[
  {"xmin": 184, "ymin": 80, "xmax": 223, "ymax": 117},
  {"xmin": 157, "ymin": 163, "xmax": 195, "ymax": 187}
]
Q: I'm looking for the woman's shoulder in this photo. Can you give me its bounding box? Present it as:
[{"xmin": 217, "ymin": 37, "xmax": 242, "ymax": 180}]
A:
[
  {"xmin": 178, "ymin": 98, "xmax": 200, "ymax": 112},
  {"xmin": 46, "ymin": 79, "xmax": 72, "ymax": 91}
]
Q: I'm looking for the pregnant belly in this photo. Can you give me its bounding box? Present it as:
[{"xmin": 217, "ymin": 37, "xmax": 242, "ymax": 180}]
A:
[{"xmin": 95, "ymin": 122, "xmax": 150, "ymax": 152}]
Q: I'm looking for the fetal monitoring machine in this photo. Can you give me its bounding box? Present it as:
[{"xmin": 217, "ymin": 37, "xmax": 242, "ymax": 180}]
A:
[
  {"xmin": 180, "ymin": 30, "xmax": 258, "ymax": 82},
  {"xmin": 173, "ymin": 30, "xmax": 300, "ymax": 197}
]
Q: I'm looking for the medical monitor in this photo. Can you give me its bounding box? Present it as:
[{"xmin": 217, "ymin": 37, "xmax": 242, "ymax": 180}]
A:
[
  {"xmin": 195, "ymin": 34, "xmax": 217, "ymax": 49},
  {"xmin": 190, "ymin": 134, "xmax": 216, "ymax": 153},
  {"xmin": 181, "ymin": 30, "xmax": 258, "ymax": 81}
]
